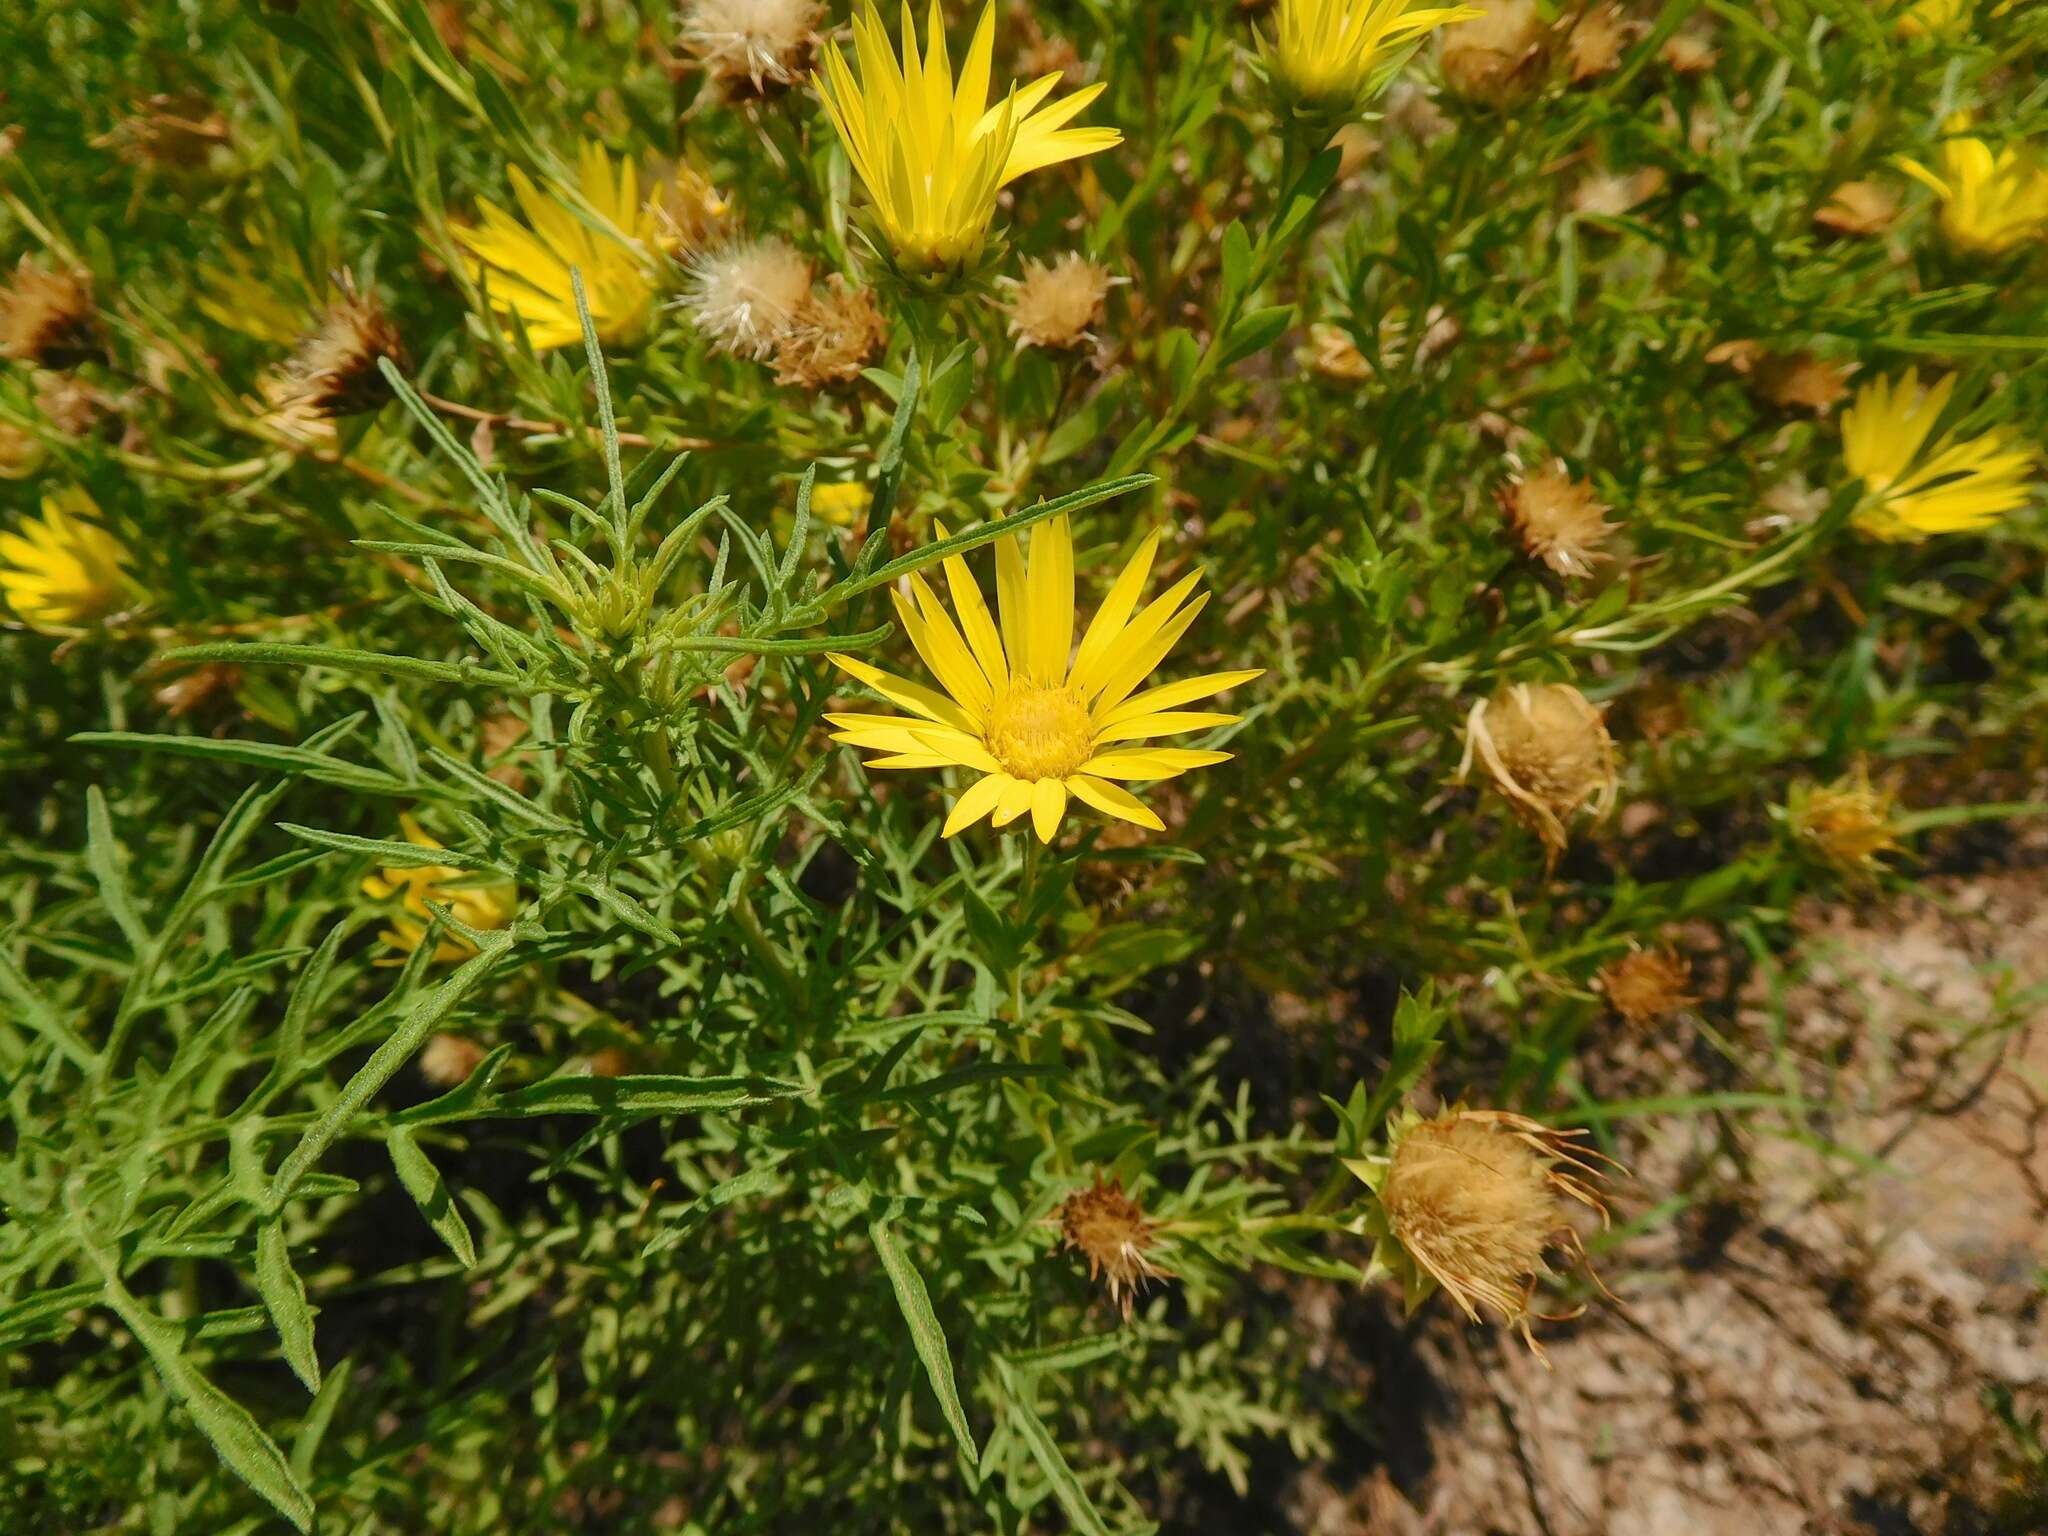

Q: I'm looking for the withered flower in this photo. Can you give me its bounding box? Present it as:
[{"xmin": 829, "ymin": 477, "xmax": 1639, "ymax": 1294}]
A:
[
  {"xmin": 774, "ymin": 274, "xmax": 888, "ymax": 388},
  {"xmin": 1498, "ymin": 461, "xmax": 1615, "ymax": 579},
  {"xmin": 1058, "ymin": 1173, "xmax": 1172, "ymax": 1319},
  {"xmin": 1439, "ymin": 0, "xmax": 1550, "ymax": 106},
  {"xmin": 1460, "ymin": 682, "xmax": 1619, "ymax": 858},
  {"xmin": 679, "ymin": 0, "xmax": 823, "ymax": 98},
  {"xmin": 1005, "ymin": 253, "xmax": 1115, "ymax": 352},
  {"xmin": 268, "ymin": 272, "xmax": 408, "ymax": 419},
  {"xmin": 1566, "ymin": 4, "xmax": 1632, "ymax": 84},
  {"xmin": 1598, "ymin": 946, "xmax": 1696, "ymax": 1027},
  {"xmin": 1352, "ymin": 1107, "xmax": 1617, "ymax": 1354},
  {"xmin": 0, "ymin": 259, "xmax": 102, "ymax": 369}
]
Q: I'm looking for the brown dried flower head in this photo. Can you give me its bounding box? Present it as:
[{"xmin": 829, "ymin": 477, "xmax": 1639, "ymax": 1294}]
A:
[
  {"xmin": 1599, "ymin": 946, "xmax": 1697, "ymax": 1027},
  {"xmin": 1707, "ymin": 341, "xmax": 1853, "ymax": 416},
  {"xmin": 1005, "ymin": 253, "xmax": 1115, "ymax": 352},
  {"xmin": 774, "ymin": 274, "xmax": 888, "ymax": 389},
  {"xmin": 1788, "ymin": 766, "xmax": 1901, "ymax": 879},
  {"xmin": 1439, "ymin": 0, "xmax": 1551, "ymax": 106},
  {"xmin": 1058, "ymin": 1173, "xmax": 1172, "ymax": 1319},
  {"xmin": 1461, "ymin": 683, "xmax": 1619, "ymax": 857},
  {"xmin": 0, "ymin": 260, "xmax": 102, "ymax": 369},
  {"xmin": 1816, "ymin": 179, "xmax": 1900, "ymax": 238},
  {"xmin": 1659, "ymin": 27, "xmax": 1717, "ymax": 73},
  {"xmin": 1368, "ymin": 1108, "xmax": 1615, "ymax": 1353},
  {"xmin": 419, "ymin": 1032, "xmax": 487, "ymax": 1086},
  {"xmin": 1566, "ymin": 4, "xmax": 1633, "ymax": 84},
  {"xmin": 34, "ymin": 372, "xmax": 106, "ymax": 439},
  {"xmin": 679, "ymin": 0, "xmax": 822, "ymax": 97},
  {"xmin": 1498, "ymin": 461, "xmax": 1615, "ymax": 579},
  {"xmin": 152, "ymin": 661, "xmax": 242, "ymax": 719},
  {"xmin": 269, "ymin": 273, "xmax": 408, "ymax": 419},
  {"xmin": 684, "ymin": 237, "xmax": 813, "ymax": 359}
]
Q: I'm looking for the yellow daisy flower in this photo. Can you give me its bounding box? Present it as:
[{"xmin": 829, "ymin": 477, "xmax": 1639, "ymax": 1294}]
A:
[
  {"xmin": 814, "ymin": 1, "xmax": 1121, "ymax": 275},
  {"xmin": 360, "ymin": 815, "xmax": 516, "ymax": 963},
  {"xmin": 827, "ymin": 515, "xmax": 1259, "ymax": 843},
  {"xmin": 1894, "ymin": 0, "xmax": 1968, "ymax": 37},
  {"xmin": 1841, "ymin": 370, "xmax": 2035, "ymax": 541},
  {"xmin": 0, "ymin": 487, "xmax": 133, "ymax": 631},
  {"xmin": 1262, "ymin": 0, "xmax": 1480, "ymax": 112},
  {"xmin": 1895, "ymin": 119, "xmax": 2048, "ymax": 258},
  {"xmin": 452, "ymin": 141, "xmax": 687, "ymax": 350}
]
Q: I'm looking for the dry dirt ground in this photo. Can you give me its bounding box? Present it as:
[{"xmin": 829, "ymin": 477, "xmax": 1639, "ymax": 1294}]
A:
[{"xmin": 1294, "ymin": 862, "xmax": 2048, "ymax": 1535}]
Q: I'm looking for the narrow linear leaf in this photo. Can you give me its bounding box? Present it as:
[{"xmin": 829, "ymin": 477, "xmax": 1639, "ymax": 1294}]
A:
[
  {"xmin": 254, "ymin": 1220, "xmax": 321, "ymax": 1393},
  {"xmin": 386, "ymin": 1126, "xmax": 477, "ymax": 1267},
  {"xmin": 869, "ymin": 1217, "xmax": 980, "ymax": 1467},
  {"xmin": 164, "ymin": 641, "xmax": 519, "ymax": 688},
  {"xmin": 1001, "ymin": 1376, "xmax": 1114, "ymax": 1536},
  {"xmin": 93, "ymin": 1268, "xmax": 315, "ymax": 1532}
]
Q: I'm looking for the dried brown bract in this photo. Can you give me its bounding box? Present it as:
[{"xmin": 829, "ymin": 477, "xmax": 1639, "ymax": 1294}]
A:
[
  {"xmin": 1439, "ymin": 0, "xmax": 1550, "ymax": 105},
  {"xmin": 679, "ymin": 0, "xmax": 822, "ymax": 98},
  {"xmin": 1460, "ymin": 683, "xmax": 1619, "ymax": 858},
  {"xmin": 1005, "ymin": 253, "xmax": 1114, "ymax": 352},
  {"xmin": 1058, "ymin": 1173, "xmax": 1172, "ymax": 1319},
  {"xmin": 1498, "ymin": 462, "xmax": 1616, "ymax": 579},
  {"xmin": 1373, "ymin": 1108, "xmax": 1617, "ymax": 1354},
  {"xmin": 1566, "ymin": 4, "xmax": 1633, "ymax": 84},
  {"xmin": 774, "ymin": 274, "xmax": 888, "ymax": 388},
  {"xmin": 269, "ymin": 272, "xmax": 408, "ymax": 419},
  {"xmin": 1598, "ymin": 946, "xmax": 1697, "ymax": 1026},
  {"xmin": 0, "ymin": 260, "xmax": 102, "ymax": 369}
]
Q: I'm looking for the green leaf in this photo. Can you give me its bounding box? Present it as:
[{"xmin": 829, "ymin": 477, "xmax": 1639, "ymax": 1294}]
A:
[
  {"xmin": 254, "ymin": 1220, "xmax": 321, "ymax": 1393},
  {"xmin": 489, "ymin": 1072, "xmax": 811, "ymax": 1120},
  {"xmin": 997, "ymin": 1370, "xmax": 1112, "ymax": 1536},
  {"xmin": 72, "ymin": 731, "xmax": 427, "ymax": 799},
  {"xmin": 869, "ymin": 1217, "xmax": 980, "ymax": 1469},
  {"xmin": 162, "ymin": 641, "xmax": 519, "ymax": 689},
  {"xmin": 1216, "ymin": 304, "xmax": 1295, "ymax": 370},
  {"xmin": 386, "ymin": 1126, "xmax": 477, "ymax": 1267},
  {"xmin": 94, "ymin": 1271, "xmax": 315, "ymax": 1532},
  {"xmin": 85, "ymin": 787, "xmax": 150, "ymax": 952},
  {"xmin": 266, "ymin": 932, "xmax": 516, "ymax": 1211}
]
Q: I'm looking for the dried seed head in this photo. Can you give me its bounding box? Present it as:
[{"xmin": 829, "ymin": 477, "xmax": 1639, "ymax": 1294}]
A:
[
  {"xmin": 1566, "ymin": 4, "xmax": 1632, "ymax": 83},
  {"xmin": 1498, "ymin": 462, "xmax": 1615, "ymax": 579},
  {"xmin": 1439, "ymin": 0, "xmax": 1550, "ymax": 106},
  {"xmin": 1599, "ymin": 946, "xmax": 1697, "ymax": 1027},
  {"xmin": 773, "ymin": 274, "xmax": 888, "ymax": 388},
  {"xmin": 1816, "ymin": 179, "xmax": 1899, "ymax": 238},
  {"xmin": 1058, "ymin": 1173, "xmax": 1171, "ymax": 1319},
  {"xmin": 1788, "ymin": 767, "xmax": 1901, "ymax": 879},
  {"xmin": 419, "ymin": 1032, "xmax": 487, "ymax": 1086},
  {"xmin": 679, "ymin": 0, "xmax": 822, "ymax": 96},
  {"xmin": 268, "ymin": 273, "xmax": 407, "ymax": 419},
  {"xmin": 1460, "ymin": 683, "xmax": 1619, "ymax": 858},
  {"xmin": 0, "ymin": 259, "xmax": 102, "ymax": 369},
  {"xmin": 683, "ymin": 237, "xmax": 812, "ymax": 359},
  {"xmin": 1368, "ymin": 1108, "xmax": 1614, "ymax": 1353},
  {"xmin": 1005, "ymin": 253, "xmax": 1114, "ymax": 352}
]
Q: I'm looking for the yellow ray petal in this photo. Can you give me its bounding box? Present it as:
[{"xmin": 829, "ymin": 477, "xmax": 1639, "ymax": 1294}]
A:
[{"xmin": 1067, "ymin": 774, "xmax": 1165, "ymax": 831}]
